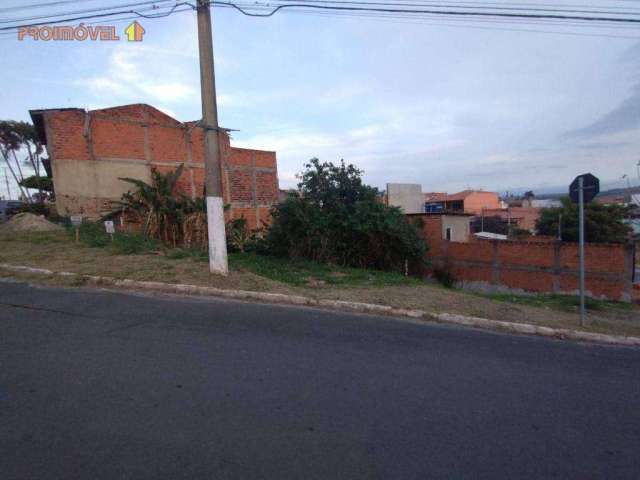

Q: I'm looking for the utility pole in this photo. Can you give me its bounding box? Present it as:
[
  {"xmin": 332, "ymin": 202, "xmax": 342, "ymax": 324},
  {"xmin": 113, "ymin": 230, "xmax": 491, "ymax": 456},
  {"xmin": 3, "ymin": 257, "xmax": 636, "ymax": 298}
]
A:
[{"xmin": 196, "ymin": 0, "xmax": 228, "ymax": 275}]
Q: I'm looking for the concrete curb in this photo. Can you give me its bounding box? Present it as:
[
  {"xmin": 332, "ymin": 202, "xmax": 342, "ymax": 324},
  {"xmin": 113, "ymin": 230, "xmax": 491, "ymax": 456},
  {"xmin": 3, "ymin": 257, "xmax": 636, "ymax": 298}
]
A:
[{"xmin": 1, "ymin": 263, "xmax": 638, "ymax": 347}]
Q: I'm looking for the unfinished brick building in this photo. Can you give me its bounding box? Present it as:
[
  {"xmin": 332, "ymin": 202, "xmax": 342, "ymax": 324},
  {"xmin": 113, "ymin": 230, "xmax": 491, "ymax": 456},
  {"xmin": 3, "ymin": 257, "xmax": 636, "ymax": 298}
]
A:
[{"xmin": 30, "ymin": 104, "xmax": 279, "ymax": 229}]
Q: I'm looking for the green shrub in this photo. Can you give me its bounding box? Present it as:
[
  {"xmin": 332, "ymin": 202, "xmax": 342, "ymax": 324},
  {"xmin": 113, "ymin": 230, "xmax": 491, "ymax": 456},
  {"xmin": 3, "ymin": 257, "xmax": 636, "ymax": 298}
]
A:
[
  {"xmin": 116, "ymin": 165, "xmax": 208, "ymax": 249},
  {"xmin": 264, "ymin": 158, "xmax": 427, "ymax": 272},
  {"xmin": 77, "ymin": 222, "xmax": 110, "ymax": 247},
  {"xmin": 226, "ymin": 216, "xmax": 254, "ymax": 253},
  {"xmin": 433, "ymin": 266, "xmax": 456, "ymax": 288}
]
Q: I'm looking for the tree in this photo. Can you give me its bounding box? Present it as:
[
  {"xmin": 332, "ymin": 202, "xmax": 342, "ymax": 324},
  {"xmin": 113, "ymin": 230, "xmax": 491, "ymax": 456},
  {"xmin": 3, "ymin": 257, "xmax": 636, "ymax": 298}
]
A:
[
  {"xmin": 117, "ymin": 164, "xmax": 202, "ymax": 247},
  {"xmin": 536, "ymin": 197, "xmax": 632, "ymax": 243},
  {"xmin": 0, "ymin": 120, "xmax": 47, "ymax": 203},
  {"xmin": 264, "ymin": 158, "xmax": 427, "ymax": 272}
]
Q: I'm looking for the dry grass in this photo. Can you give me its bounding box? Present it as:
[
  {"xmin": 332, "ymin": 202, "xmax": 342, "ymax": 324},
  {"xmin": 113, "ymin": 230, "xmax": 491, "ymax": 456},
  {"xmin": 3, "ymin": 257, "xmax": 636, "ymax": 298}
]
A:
[{"xmin": 1, "ymin": 229, "xmax": 638, "ymax": 337}]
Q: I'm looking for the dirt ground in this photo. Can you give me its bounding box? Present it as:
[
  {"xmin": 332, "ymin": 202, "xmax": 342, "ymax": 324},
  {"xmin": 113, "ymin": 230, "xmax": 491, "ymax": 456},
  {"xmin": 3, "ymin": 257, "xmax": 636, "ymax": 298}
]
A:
[{"xmin": 1, "ymin": 230, "xmax": 638, "ymax": 337}]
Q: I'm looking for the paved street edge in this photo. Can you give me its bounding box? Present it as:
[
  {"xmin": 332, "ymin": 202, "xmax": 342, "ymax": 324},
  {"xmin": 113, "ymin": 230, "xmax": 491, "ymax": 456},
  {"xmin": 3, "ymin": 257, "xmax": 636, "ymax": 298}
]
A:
[{"xmin": 1, "ymin": 262, "xmax": 638, "ymax": 347}]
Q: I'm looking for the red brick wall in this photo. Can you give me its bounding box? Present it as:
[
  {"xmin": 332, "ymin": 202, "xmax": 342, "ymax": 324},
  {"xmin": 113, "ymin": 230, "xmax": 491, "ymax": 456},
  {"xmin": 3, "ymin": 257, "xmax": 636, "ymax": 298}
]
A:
[
  {"xmin": 44, "ymin": 104, "xmax": 278, "ymax": 229},
  {"xmin": 46, "ymin": 110, "xmax": 89, "ymax": 161},
  {"xmin": 416, "ymin": 214, "xmax": 634, "ymax": 301}
]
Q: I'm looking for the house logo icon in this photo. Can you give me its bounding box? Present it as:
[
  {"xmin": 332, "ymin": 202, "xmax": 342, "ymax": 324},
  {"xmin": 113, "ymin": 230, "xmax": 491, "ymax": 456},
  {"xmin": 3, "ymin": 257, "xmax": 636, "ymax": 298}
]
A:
[{"xmin": 124, "ymin": 20, "xmax": 145, "ymax": 42}]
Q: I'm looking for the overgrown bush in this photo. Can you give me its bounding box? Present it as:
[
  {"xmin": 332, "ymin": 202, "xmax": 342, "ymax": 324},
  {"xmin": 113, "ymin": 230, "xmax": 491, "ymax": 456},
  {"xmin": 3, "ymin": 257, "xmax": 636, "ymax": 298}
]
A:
[
  {"xmin": 78, "ymin": 222, "xmax": 110, "ymax": 248},
  {"xmin": 264, "ymin": 158, "xmax": 427, "ymax": 272},
  {"xmin": 115, "ymin": 165, "xmax": 208, "ymax": 249},
  {"xmin": 433, "ymin": 266, "xmax": 456, "ymax": 288},
  {"xmin": 226, "ymin": 217, "xmax": 253, "ymax": 253}
]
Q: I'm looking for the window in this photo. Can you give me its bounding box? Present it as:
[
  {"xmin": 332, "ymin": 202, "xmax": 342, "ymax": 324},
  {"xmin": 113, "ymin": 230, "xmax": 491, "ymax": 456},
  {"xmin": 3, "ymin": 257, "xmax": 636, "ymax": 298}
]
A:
[{"xmin": 445, "ymin": 227, "xmax": 452, "ymax": 241}]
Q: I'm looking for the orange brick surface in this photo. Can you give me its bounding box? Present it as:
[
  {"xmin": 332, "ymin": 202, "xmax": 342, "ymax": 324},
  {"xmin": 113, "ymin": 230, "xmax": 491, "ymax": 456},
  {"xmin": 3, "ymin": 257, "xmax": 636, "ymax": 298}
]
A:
[
  {"xmin": 415, "ymin": 214, "xmax": 632, "ymax": 301},
  {"xmin": 42, "ymin": 104, "xmax": 279, "ymax": 230}
]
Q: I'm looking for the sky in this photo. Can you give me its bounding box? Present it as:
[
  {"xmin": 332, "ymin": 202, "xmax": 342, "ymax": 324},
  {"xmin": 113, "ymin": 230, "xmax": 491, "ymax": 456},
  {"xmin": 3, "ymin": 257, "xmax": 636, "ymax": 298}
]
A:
[{"xmin": 1, "ymin": 0, "xmax": 640, "ymax": 200}]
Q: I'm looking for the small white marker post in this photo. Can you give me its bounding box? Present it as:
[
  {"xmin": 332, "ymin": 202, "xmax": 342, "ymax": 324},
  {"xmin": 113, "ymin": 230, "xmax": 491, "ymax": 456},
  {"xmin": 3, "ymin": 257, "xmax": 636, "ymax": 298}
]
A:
[
  {"xmin": 70, "ymin": 215, "xmax": 83, "ymax": 243},
  {"xmin": 104, "ymin": 220, "xmax": 115, "ymax": 242}
]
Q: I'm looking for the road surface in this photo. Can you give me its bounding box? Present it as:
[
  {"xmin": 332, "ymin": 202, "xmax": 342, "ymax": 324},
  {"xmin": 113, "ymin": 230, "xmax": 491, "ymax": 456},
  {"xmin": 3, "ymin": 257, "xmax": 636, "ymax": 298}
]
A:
[{"xmin": 1, "ymin": 281, "xmax": 639, "ymax": 479}]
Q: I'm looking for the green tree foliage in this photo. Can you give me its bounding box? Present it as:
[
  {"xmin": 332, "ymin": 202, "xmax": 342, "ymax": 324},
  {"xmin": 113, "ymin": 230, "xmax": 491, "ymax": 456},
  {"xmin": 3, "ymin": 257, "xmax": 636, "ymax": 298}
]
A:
[
  {"xmin": 19, "ymin": 175, "xmax": 53, "ymax": 192},
  {"xmin": 265, "ymin": 158, "xmax": 427, "ymax": 271},
  {"xmin": 536, "ymin": 197, "xmax": 632, "ymax": 243}
]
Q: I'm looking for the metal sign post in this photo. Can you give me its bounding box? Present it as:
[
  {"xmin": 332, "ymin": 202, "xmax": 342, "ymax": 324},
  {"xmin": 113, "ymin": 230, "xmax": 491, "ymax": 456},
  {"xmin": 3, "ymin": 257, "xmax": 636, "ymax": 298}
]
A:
[
  {"xmin": 569, "ymin": 173, "xmax": 600, "ymax": 327},
  {"xmin": 578, "ymin": 177, "xmax": 585, "ymax": 326}
]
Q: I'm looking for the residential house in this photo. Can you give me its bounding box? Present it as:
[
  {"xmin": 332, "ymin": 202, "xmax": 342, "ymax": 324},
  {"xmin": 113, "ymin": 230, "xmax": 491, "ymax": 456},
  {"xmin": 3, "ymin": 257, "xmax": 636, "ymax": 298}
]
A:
[
  {"xmin": 423, "ymin": 190, "xmax": 500, "ymax": 215},
  {"xmin": 408, "ymin": 212, "xmax": 473, "ymax": 242},
  {"xmin": 522, "ymin": 198, "xmax": 562, "ymax": 209},
  {"xmin": 481, "ymin": 207, "xmax": 541, "ymax": 232}
]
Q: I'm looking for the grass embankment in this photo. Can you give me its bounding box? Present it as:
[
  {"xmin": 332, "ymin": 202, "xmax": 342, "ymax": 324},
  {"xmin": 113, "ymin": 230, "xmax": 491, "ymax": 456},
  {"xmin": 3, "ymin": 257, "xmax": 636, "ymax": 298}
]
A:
[
  {"xmin": 480, "ymin": 292, "xmax": 636, "ymax": 315},
  {"xmin": 0, "ymin": 228, "xmax": 638, "ymax": 337}
]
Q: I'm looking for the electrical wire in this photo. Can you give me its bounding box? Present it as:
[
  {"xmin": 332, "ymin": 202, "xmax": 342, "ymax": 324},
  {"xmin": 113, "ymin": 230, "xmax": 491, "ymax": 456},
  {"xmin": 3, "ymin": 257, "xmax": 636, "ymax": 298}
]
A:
[
  {"xmin": 258, "ymin": 0, "xmax": 640, "ymax": 16},
  {"xmin": 277, "ymin": 7, "xmax": 640, "ymax": 37},
  {"xmin": 0, "ymin": 0, "xmax": 103, "ymax": 14},
  {"xmin": 0, "ymin": 0, "xmax": 179, "ymax": 25},
  {"xmin": 0, "ymin": 2, "xmax": 196, "ymax": 30},
  {"xmin": 0, "ymin": 0, "xmax": 638, "ymax": 40},
  {"xmin": 233, "ymin": 0, "xmax": 640, "ymax": 28},
  {"xmin": 206, "ymin": 1, "xmax": 640, "ymax": 23}
]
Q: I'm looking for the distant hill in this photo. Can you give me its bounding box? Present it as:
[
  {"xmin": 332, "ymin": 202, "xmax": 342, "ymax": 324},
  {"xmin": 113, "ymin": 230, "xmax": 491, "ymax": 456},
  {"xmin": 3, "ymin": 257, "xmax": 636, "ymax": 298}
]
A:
[{"xmin": 536, "ymin": 185, "xmax": 640, "ymax": 200}]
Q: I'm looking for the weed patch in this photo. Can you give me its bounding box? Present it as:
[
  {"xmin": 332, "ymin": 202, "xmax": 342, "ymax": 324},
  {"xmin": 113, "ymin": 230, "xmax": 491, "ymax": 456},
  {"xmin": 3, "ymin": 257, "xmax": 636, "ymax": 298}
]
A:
[
  {"xmin": 110, "ymin": 233, "xmax": 158, "ymax": 255},
  {"xmin": 165, "ymin": 248, "xmax": 208, "ymax": 262},
  {"xmin": 481, "ymin": 292, "xmax": 633, "ymax": 313},
  {"xmin": 229, "ymin": 252, "xmax": 420, "ymax": 288},
  {"xmin": 77, "ymin": 222, "xmax": 158, "ymax": 255}
]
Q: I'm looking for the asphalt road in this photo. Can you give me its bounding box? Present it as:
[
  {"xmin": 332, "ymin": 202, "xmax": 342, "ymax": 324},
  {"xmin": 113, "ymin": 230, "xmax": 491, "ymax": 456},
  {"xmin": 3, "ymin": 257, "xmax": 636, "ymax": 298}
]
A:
[{"xmin": 1, "ymin": 281, "xmax": 639, "ymax": 479}]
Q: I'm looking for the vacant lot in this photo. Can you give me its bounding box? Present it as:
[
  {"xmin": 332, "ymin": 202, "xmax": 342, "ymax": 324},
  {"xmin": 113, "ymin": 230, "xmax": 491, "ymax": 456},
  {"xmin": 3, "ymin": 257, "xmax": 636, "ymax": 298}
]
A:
[{"xmin": 0, "ymin": 229, "xmax": 638, "ymax": 337}]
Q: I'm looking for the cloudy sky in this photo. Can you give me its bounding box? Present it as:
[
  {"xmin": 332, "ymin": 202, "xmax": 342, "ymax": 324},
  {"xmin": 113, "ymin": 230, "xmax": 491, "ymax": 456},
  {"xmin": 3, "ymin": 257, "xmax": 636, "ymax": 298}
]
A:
[{"xmin": 2, "ymin": 1, "xmax": 640, "ymax": 198}]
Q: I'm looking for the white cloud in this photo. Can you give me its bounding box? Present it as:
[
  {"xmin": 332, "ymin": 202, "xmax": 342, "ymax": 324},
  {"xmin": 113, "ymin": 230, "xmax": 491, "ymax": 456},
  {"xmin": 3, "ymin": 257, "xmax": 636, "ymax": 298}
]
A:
[
  {"xmin": 75, "ymin": 46, "xmax": 197, "ymax": 108},
  {"xmin": 156, "ymin": 106, "xmax": 177, "ymax": 118}
]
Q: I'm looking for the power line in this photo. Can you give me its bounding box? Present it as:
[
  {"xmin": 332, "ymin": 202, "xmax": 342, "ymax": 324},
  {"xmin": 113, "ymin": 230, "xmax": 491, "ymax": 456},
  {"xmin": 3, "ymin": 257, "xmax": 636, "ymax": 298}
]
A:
[
  {"xmin": 277, "ymin": 8, "xmax": 640, "ymax": 37},
  {"xmin": 0, "ymin": 0, "xmax": 179, "ymax": 25},
  {"xmin": 0, "ymin": 0, "xmax": 102, "ymax": 14},
  {"xmin": 0, "ymin": 0, "xmax": 638, "ymax": 40},
  {"xmin": 262, "ymin": 0, "xmax": 640, "ymax": 16},
  {"xmin": 207, "ymin": 1, "xmax": 640, "ymax": 23},
  {"xmin": 263, "ymin": 4, "xmax": 640, "ymax": 29},
  {"xmin": 232, "ymin": 0, "xmax": 640, "ymax": 28},
  {"xmin": 0, "ymin": 2, "xmax": 196, "ymax": 31},
  {"xmin": 0, "ymin": 3, "xmax": 194, "ymax": 37}
]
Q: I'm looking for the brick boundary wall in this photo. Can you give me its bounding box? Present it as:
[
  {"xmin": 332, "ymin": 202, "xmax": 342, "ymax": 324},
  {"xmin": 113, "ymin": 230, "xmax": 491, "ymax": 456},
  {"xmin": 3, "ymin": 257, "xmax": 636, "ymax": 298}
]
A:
[{"xmin": 415, "ymin": 214, "xmax": 635, "ymax": 302}]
